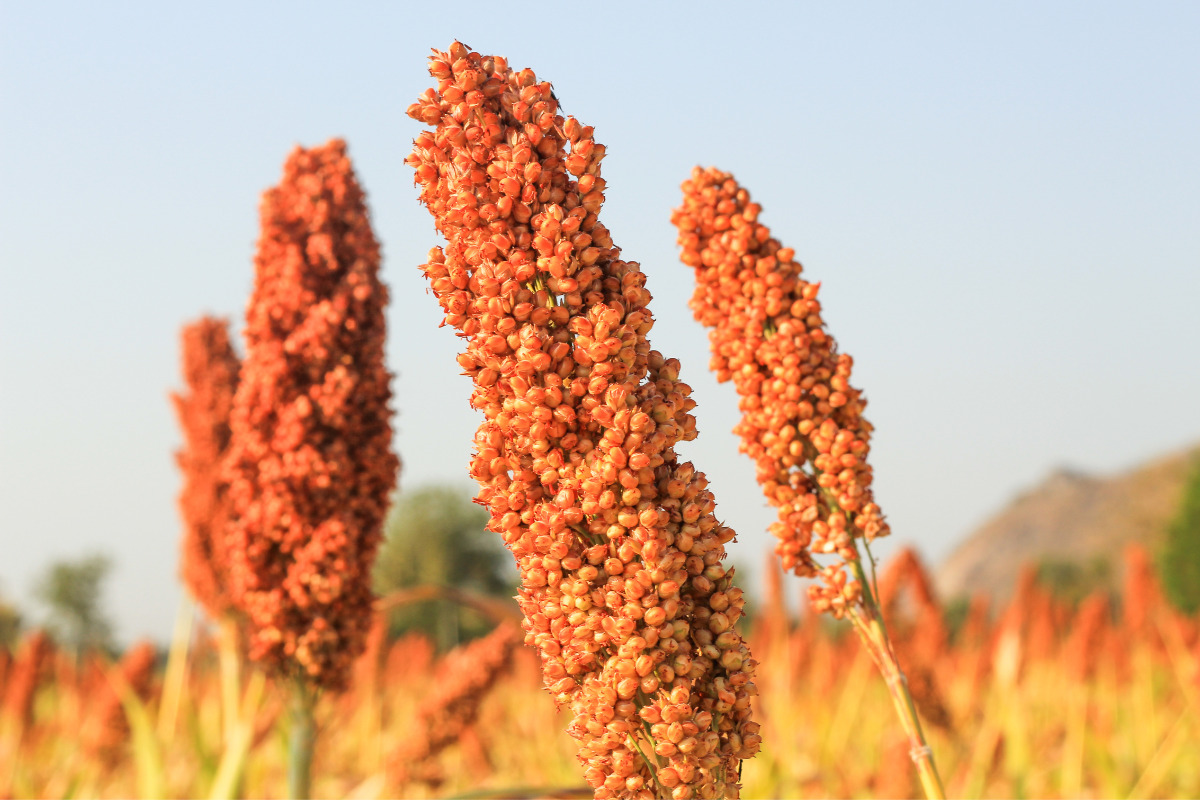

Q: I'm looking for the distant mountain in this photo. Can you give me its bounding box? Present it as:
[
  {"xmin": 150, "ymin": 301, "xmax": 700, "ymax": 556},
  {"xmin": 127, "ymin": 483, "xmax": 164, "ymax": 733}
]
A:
[{"xmin": 935, "ymin": 445, "xmax": 1200, "ymax": 604}]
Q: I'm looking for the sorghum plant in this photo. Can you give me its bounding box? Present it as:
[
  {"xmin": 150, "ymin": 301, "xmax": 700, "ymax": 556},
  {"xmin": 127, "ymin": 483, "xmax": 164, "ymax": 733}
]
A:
[
  {"xmin": 1, "ymin": 629, "xmax": 52, "ymax": 730},
  {"xmin": 673, "ymin": 167, "xmax": 945, "ymax": 797},
  {"xmin": 172, "ymin": 316, "xmax": 240, "ymax": 619},
  {"xmin": 82, "ymin": 640, "xmax": 157, "ymax": 766},
  {"xmin": 223, "ymin": 139, "xmax": 399, "ymax": 797},
  {"xmin": 387, "ymin": 621, "xmax": 519, "ymax": 790},
  {"xmin": 408, "ymin": 43, "xmax": 760, "ymax": 799}
]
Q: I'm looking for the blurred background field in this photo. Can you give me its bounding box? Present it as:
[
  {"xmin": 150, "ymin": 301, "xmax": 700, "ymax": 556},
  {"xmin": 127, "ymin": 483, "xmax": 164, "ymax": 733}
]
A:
[{"xmin": 3, "ymin": 520, "xmax": 1198, "ymax": 798}]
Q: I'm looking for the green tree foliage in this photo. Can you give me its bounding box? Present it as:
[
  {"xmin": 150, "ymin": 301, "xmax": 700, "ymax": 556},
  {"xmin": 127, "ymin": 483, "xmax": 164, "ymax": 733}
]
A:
[
  {"xmin": 1159, "ymin": 457, "xmax": 1200, "ymax": 614},
  {"xmin": 0, "ymin": 588, "xmax": 20, "ymax": 649},
  {"xmin": 372, "ymin": 484, "xmax": 516, "ymax": 651},
  {"xmin": 1036, "ymin": 556, "xmax": 1113, "ymax": 608},
  {"xmin": 33, "ymin": 553, "xmax": 114, "ymax": 656}
]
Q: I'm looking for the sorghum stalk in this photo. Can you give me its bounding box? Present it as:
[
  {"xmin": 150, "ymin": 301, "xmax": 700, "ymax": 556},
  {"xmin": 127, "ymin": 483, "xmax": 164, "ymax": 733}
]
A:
[
  {"xmin": 224, "ymin": 139, "xmax": 400, "ymax": 797},
  {"xmin": 287, "ymin": 678, "xmax": 315, "ymax": 800},
  {"xmin": 408, "ymin": 43, "xmax": 760, "ymax": 800},
  {"xmin": 673, "ymin": 167, "xmax": 945, "ymax": 798}
]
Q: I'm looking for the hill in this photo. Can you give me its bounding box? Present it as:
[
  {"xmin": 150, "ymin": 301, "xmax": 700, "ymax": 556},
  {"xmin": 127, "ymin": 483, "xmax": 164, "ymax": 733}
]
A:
[{"xmin": 934, "ymin": 444, "xmax": 1200, "ymax": 605}]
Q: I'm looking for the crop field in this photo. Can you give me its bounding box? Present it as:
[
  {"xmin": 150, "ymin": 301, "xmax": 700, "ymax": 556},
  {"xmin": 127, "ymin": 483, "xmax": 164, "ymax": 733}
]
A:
[{"xmin": 2, "ymin": 545, "xmax": 1197, "ymax": 799}]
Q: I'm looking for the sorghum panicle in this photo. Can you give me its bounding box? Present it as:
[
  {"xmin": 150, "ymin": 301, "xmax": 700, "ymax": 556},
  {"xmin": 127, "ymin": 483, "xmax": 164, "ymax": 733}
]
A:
[
  {"xmin": 1065, "ymin": 593, "xmax": 1111, "ymax": 681},
  {"xmin": 224, "ymin": 139, "xmax": 400, "ymax": 691},
  {"xmin": 1, "ymin": 629, "xmax": 52, "ymax": 729},
  {"xmin": 672, "ymin": 167, "xmax": 889, "ymax": 614},
  {"xmin": 1123, "ymin": 543, "xmax": 1163, "ymax": 645},
  {"xmin": 83, "ymin": 640, "xmax": 157, "ymax": 765},
  {"xmin": 387, "ymin": 622, "xmax": 518, "ymax": 789},
  {"xmin": 407, "ymin": 43, "xmax": 760, "ymax": 799},
  {"xmin": 172, "ymin": 316, "xmax": 240, "ymax": 619},
  {"xmin": 877, "ymin": 550, "xmax": 953, "ymax": 732}
]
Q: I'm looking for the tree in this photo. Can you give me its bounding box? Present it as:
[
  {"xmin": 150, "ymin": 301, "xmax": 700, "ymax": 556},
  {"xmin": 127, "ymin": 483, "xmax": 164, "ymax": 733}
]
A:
[
  {"xmin": 373, "ymin": 484, "xmax": 515, "ymax": 651},
  {"xmin": 0, "ymin": 586, "xmax": 20, "ymax": 649},
  {"xmin": 33, "ymin": 553, "xmax": 114, "ymax": 656},
  {"xmin": 1159, "ymin": 457, "xmax": 1200, "ymax": 614},
  {"xmin": 1036, "ymin": 555, "xmax": 1113, "ymax": 608}
]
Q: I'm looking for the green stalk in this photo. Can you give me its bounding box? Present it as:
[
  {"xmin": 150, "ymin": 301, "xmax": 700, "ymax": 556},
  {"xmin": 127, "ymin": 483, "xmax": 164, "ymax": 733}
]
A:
[
  {"xmin": 217, "ymin": 618, "xmax": 241, "ymax": 748},
  {"xmin": 208, "ymin": 669, "xmax": 266, "ymax": 800},
  {"xmin": 1062, "ymin": 680, "xmax": 1088, "ymax": 797},
  {"xmin": 287, "ymin": 678, "xmax": 316, "ymax": 800},
  {"xmin": 848, "ymin": 557, "xmax": 947, "ymax": 800},
  {"xmin": 157, "ymin": 598, "xmax": 194, "ymax": 739}
]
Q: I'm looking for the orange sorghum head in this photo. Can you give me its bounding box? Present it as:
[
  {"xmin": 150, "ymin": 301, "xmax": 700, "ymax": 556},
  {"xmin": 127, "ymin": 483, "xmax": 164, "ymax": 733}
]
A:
[
  {"xmin": 83, "ymin": 640, "xmax": 157, "ymax": 765},
  {"xmin": 1122, "ymin": 542, "xmax": 1162, "ymax": 642},
  {"xmin": 672, "ymin": 167, "xmax": 888, "ymax": 617},
  {"xmin": 1, "ymin": 629, "xmax": 52, "ymax": 729},
  {"xmin": 387, "ymin": 621, "xmax": 519, "ymax": 789},
  {"xmin": 172, "ymin": 316, "xmax": 240, "ymax": 619},
  {"xmin": 408, "ymin": 43, "xmax": 760, "ymax": 799},
  {"xmin": 223, "ymin": 139, "xmax": 400, "ymax": 692},
  {"xmin": 878, "ymin": 548, "xmax": 948, "ymax": 663},
  {"xmin": 384, "ymin": 631, "xmax": 434, "ymax": 683},
  {"xmin": 1065, "ymin": 592, "xmax": 1111, "ymax": 682}
]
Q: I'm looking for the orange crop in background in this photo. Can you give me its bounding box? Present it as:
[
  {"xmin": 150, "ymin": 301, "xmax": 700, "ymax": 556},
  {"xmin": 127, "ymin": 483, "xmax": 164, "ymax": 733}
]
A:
[
  {"xmin": 223, "ymin": 139, "xmax": 400, "ymax": 691},
  {"xmin": 408, "ymin": 42, "xmax": 760, "ymax": 799},
  {"xmin": 2, "ymin": 629, "xmax": 52, "ymax": 730},
  {"xmin": 82, "ymin": 640, "xmax": 157, "ymax": 765},
  {"xmin": 172, "ymin": 315, "xmax": 240, "ymax": 619},
  {"xmin": 2, "ymin": 544, "xmax": 1198, "ymax": 799},
  {"xmin": 387, "ymin": 621, "xmax": 519, "ymax": 790}
]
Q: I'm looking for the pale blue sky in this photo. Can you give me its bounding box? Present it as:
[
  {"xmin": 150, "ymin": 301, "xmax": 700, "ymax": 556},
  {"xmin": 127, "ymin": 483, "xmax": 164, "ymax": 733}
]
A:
[{"xmin": 2, "ymin": 2, "xmax": 1197, "ymax": 644}]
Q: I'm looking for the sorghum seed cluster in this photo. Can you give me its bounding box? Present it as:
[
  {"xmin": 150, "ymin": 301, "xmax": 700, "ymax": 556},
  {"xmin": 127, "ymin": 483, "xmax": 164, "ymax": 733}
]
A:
[
  {"xmin": 224, "ymin": 140, "xmax": 399, "ymax": 692},
  {"xmin": 672, "ymin": 167, "xmax": 889, "ymax": 616},
  {"xmin": 408, "ymin": 43, "xmax": 760, "ymax": 800},
  {"xmin": 172, "ymin": 316, "xmax": 240, "ymax": 619}
]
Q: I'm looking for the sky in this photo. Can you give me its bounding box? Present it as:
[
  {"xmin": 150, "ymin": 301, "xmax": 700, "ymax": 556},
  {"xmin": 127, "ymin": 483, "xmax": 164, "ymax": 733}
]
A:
[{"xmin": 1, "ymin": 1, "xmax": 1197, "ymax": 645}]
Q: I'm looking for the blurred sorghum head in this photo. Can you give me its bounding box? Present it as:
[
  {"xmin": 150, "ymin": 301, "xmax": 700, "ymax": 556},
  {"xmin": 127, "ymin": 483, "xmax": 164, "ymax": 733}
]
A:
[
  {"xmin": 172, "ymin": 315, "xmax": 240, "ymax": 619},
  {"xmin": 224, "ymin": 139, "xmax": 400, "ymax": 692}
]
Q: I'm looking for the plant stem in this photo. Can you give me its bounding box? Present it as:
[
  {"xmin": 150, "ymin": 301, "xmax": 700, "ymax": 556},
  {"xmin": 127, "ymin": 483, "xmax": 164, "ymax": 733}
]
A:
[
  {"xmin": 287, "ymin": 678, "xmax": 316, "ymax": 800},
  {"xmin": 217, "ymin": 618, "xmax": 241, "ymax": 748},
  {"xmin": 848, "ymin": 557, "xmax": 947, "ymax": 800},
  {"xmin": 157, "ymin": 598, "xmax": 194, "ymax": 739}
]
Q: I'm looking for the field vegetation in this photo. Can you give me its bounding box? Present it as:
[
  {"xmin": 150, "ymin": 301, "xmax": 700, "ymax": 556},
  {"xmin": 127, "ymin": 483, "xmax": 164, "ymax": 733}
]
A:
[{"xmin": 1, "ymin": 545, "xmax": 1197, "ymax": 798}]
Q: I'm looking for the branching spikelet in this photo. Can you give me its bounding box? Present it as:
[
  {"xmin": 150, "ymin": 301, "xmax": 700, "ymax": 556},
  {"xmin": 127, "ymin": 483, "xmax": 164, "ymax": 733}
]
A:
[
  {"xmin": 387, "ymin": 622, "xmax": 519, "ymax": 789},
  {"xmin": 172, "ymin": 316, "xmax": 240, "ymax": 618},
  {"xmin": 408, "ymin": 43, "xmax": 760, "ymax": 799},
  {"xmin": 672, "ymin": 167, "xmax": 887, "ymax": 615},
  {"xmin": 224, "ymin": 139, "xmax": 400, "ymax": 691}
]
